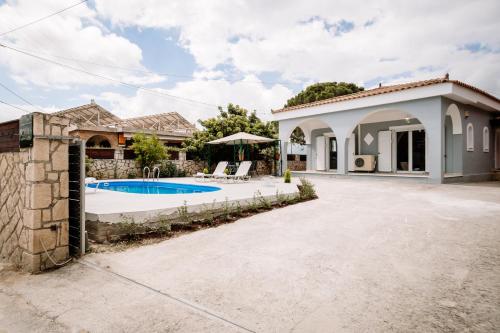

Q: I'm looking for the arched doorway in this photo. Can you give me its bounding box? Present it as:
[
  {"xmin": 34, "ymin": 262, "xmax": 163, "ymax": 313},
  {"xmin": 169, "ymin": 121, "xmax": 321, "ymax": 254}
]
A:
[
  {"xmin": 86, "ymin": 135, "xmax": 112, "ymax": 148},
  {"xmin": 444, "ymin": 104, "xmax": 463, "ymax": 175},
  {"xmin": 347, "ymin": 109, "xmax": 427, "ymax": 173},
  {"xmin": 283, "ymin": 118, "xmax": 336, "ymax": 171}
]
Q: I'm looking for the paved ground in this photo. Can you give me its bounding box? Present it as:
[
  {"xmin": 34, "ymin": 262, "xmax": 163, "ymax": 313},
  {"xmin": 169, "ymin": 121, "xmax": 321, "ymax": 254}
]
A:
[{"xmin": 1, "ymin": 178, "xmax": 500, "ymax": 332}]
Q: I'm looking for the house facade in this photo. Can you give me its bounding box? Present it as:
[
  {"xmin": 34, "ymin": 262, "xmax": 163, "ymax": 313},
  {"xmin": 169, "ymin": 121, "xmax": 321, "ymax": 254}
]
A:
[
  {"xmin": 273, "ymin": 77, "xmax": 500, "ymax": 183},
  {"xmin": 54, "ymin": 100, "xmax": 196, "ymax": 160}
]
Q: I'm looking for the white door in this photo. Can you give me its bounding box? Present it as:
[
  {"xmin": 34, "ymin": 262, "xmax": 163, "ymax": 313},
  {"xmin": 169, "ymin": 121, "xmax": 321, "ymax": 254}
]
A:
[
  {"xmin": 378, "ymin": 131, "xmax": 392, "ymax": 172},
  {"xmin": 316, "ymin": 136, "xmax": 326, "ymax": 170},
  {"xmin": 348, "ymin": 133, "xmax": 355, "ymax": 171}
]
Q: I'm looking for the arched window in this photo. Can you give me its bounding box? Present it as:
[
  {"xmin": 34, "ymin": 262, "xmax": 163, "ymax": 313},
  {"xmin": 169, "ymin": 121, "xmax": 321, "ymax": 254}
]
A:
[
  {"xmin": 466, "ymin": 123, "xmax": 474, "ymax": 152},
  {"xmin": 483, "ymin": 127, "xmax": 489, "ymax": 152}
]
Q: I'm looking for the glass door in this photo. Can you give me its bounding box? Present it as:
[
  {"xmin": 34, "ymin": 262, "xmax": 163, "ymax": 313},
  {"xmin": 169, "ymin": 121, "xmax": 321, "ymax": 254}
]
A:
[
  {"xmin": 412, "ymin": 130, "xmax": 426, "ymax": 171},
  {"xmin": 396, "ymin": 129, "xmax": 426, "ymax": 172},
  {"xmin": 396, "ymin": 131, "xmax": 409, "ymax": 171},
  {"xmin": 329, "ymin": 137, "xmax": 337, "ymax": 170}
]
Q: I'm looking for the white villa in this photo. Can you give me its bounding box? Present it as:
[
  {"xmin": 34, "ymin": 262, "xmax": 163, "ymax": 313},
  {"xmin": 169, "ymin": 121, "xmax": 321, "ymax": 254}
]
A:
[{"xmin": 274, "ymin": 77, "xmax": 500, "ymax": 183}]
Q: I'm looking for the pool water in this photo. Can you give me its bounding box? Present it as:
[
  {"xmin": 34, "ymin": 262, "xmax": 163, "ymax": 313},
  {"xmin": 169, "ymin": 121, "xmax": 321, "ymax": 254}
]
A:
[{"xmin": 87, "ymin": 181, "xmax": 221, "ymax": 194}]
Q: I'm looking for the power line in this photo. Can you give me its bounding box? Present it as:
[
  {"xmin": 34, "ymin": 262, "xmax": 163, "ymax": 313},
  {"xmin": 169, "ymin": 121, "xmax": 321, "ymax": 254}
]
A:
[
  {"xmin": 0, "ymin": 43, "xmax": 222, "ymax": 110},
  {"xmin": 0, "ymin": 82, "xmax": 44, "ymax": 111},
  {"xmin": 0, "ymin": 0, "xmax": 88, "ymax": 37},
  {"xmin": 3, "ymin": 45, "xmax": 298, "ymax": 87},
  {"xmin": 0, "ymin": 99, "xmax": 31, "ymax": 113}
]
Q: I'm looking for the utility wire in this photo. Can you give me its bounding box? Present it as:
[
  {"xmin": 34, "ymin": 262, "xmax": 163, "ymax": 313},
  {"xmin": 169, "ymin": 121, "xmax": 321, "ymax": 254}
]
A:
[
  {"xmin": 0, "ymin": 0, "xmax": 88, "ymax": 37},
  {"xmin": 0, "ymin": 99, "xmax": 31, "ymax": 113},
  {"xmin": 0, "ymin": 81, "xmax": 44, "ymax": 111},
  {"xmin": 0, "ymin": 43, "xmax": 222, "ymax": 110},
  {"xmin": 2, "ymin": 45, "xmax": 297, "ymax": 87}
]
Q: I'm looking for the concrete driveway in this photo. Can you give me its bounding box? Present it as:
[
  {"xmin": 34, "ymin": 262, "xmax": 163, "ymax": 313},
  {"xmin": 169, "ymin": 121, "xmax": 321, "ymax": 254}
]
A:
[{"xmin": 1, "ymin": 178, "xmax": 500, "ymax": 332}]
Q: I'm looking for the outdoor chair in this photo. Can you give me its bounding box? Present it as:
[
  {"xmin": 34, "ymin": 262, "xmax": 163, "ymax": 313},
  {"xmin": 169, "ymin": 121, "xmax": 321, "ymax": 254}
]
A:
[
  {"xmin": 217, "ymin": 161, "xmax": 252, "ymax": 183},
  {"xmin": 85, "ymin": 177, "xmax": 100, "ymax": 193},
  {"xmin": 195, "ymin": 161, "xmax": 228, "ymax": 181}
]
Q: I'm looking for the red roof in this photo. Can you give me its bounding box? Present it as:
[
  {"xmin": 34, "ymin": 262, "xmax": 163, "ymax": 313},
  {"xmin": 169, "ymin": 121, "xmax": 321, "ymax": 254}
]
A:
[{"xmin": 272, "ymin": 78, "xmax": 500, "ymax": 113}]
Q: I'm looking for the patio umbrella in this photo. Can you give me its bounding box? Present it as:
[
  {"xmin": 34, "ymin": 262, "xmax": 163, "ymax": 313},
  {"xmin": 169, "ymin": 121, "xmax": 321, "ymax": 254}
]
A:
[
  {"xmin": 207, "ymin": 132, "xmax": 275, "ymax": 145},
  {"xmin": 206, "ymin": 132, "xmax": 280, "ymax": 175}
]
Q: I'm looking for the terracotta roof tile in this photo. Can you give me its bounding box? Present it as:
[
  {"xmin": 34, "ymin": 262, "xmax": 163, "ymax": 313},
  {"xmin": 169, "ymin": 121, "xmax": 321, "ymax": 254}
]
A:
[{"xmin": 272, "ymin": 78, "xmax": 500, "ymax": 113}]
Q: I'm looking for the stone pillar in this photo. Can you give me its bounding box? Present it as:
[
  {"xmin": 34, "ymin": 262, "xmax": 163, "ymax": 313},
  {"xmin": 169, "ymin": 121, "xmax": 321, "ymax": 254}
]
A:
[
  {"xmin": 20, "ymin": 113, "xmax": 70, "ymax": 272},
  {"xmin": 178, "ymin": 150, "xmax": 187, "ymax": 161},
  {"xmin": 114, "ymin": 148, "xmax": 124, "ymax": 160}
]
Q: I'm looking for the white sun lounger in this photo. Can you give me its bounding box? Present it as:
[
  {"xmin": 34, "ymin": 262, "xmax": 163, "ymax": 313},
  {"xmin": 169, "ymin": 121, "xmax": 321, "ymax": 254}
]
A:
[
  {"xmin": 217, "ymin": 161, "xmax": 252, "ymax": 182},
  {"xmin": 85, "ymin": 177, "xmax": 100, "ymax": 193},
  {"xmin": 195, "ymin": 161, "xmax": 228, "ymax": 181}
]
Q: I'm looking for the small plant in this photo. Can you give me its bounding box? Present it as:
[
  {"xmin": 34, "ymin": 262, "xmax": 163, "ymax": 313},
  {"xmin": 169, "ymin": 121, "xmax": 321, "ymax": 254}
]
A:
[
  {"xmin": 200, "ymin": 203, "xmax": 215, "ymax": 224},
  {"xmin": 224, "ymin": 168, "xmax": 229, "ymax": 175},
  {"xmin": 156, "ymin": 217, "xmax": 171, "ymax": 235},
  {"xmin": 248, "ymin": 194, "xmax": 259, "ymax": 212},
  {"xmin": 203, "ymin": 167, "xmax": 209, "ymax": 174},
  {"xmin": 233, "ymin": 201, "xmax": 243, "ymax": 217},
  {"xmin": 298, "ymin": 177, "xmax": 317, "ymax": 200},
  {"xmin": 127, "ymin": 170, "xmax": 137, "ymax": 179},
  {"xmin": 275, "ymin": 189, "xmax": 287, "ymax": 206},
  {"xmin": 177, "ymin": 201, "xmax": 190, "ymax": 223},
  {"xmin": 222, "ymin": 198, "xmax": 231, "ymax": 221},
  {"xmin": 118, "ymin": 216, "xmax": 144, "ymax": 240},
  {"xmin": 255, "ymin": 190, "xmax": 272, "ymax": 209},
  {"xmin": 284, "ymin": 169, "xmax": 291, "ymax": 183}
]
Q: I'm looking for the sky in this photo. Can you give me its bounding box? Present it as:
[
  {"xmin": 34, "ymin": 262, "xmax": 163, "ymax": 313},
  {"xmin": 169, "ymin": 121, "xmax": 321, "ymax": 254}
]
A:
[{"xmin": 0, "ymin": 0, "xmax": 499, "ymax": 124}]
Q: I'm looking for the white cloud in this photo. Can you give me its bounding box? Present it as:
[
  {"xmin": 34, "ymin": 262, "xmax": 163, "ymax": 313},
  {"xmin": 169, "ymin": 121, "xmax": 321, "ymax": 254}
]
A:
[
  {"xmin": 95, "ymin": 0, "xmax": 500, "ymax": 94},
  {"xmin": 96, "ymin": 75, "xmax": 293, "ymax": 123},
  {"xmin": 0, "ymin": 102, "xmax": 59, "ymax": 123},
  {"xmin": 0, "ymin": 0, "xmax": 162, "ymax": 88}
]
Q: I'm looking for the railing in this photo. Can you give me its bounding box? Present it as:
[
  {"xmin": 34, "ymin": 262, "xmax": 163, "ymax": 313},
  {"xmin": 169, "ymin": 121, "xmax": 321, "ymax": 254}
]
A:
[
  {"xmin": 142, "ymin": 166, "xmax": 150, "ymax": 182},
  {"xmin": 152, "ymin": 166, "xmax": 160, "ymax": 181}
]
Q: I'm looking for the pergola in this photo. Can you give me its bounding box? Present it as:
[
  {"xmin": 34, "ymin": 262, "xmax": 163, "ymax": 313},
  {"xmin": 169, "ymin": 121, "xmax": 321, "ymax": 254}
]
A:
[{"xmin": 207, "ymin": 132, "xmax": 281, "ymax": 175}]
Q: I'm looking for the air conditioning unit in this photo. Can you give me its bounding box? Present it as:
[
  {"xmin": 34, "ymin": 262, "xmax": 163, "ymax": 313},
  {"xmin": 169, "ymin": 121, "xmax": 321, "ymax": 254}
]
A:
[{"xmin": 353, "ymin": 155, "xmax": 376, "ymax": 172}]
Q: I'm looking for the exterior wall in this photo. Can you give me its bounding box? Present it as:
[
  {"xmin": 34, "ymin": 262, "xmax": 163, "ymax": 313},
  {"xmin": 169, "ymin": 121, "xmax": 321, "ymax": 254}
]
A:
[
  {"xmin": 279, "ymin": 97, "xmax": 444, "ymax": 182},
  {"xmin": 444, "ymin": 115, "xmax": 463, "ymax": 173},
  {"xmin": 287, "ymin": 160, "xmax": 306, "ymax": 171},
  {"xmin": 441, "ymin": 97, "xmax": 496, "ymax": 181},
  {"xmin": 310, "ymin": 128, "xmax": 333, "ymax": 170},
  {"xmin": 86, "ymin": 159, "xmax": 206, "ymax": 178},
  {"xmin": 87, "ymin": 159, "xmax": 274, "ymax": 179},
  {"xmin": 358, "ymin": 118, "xmax": 420, "ymax": 155},
  {"xmin": 0, "ymin": 151, "xmax": 28, "ymax": 267},
  {"xmin": 72, "ymin": 130, "xmax": 119, "ymax": 148},
  {"xmin": 0, "ymin": 113, "xmax": 70, "ymax": 272}
]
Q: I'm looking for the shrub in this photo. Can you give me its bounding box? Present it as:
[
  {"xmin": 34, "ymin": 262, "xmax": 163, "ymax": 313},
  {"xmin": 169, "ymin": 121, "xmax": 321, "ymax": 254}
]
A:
[
  {"xmin": 127, "ymin": 170, "xmax": 137, "ymax": 179},
  {"xmin": 203, "ymin": 167, "xmax": 209, "ymax": 174},
  {"xmin": 298, "ymin": 177, "xmax": 317, "ymax": 200},
  {"xmin": 131, "ymin": 133, "xmax": 168, "ymax": 169},
  {"xmin": 85, "ymin": 155, "xmax": 93, "ymax": 175},
  {"xmin": 284, "ymin": 169, "xmax": 291, "ymax": 183},
  {"xmin": 159, "ymin": 161, "xmax": 177, "ymax": 177}
]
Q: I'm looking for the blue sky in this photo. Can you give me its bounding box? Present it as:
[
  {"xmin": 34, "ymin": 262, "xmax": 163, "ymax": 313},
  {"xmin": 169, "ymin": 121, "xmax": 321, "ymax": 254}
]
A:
[{"xmin": 0, "ymin": 0, "xmax": 499, "ymax": 123}]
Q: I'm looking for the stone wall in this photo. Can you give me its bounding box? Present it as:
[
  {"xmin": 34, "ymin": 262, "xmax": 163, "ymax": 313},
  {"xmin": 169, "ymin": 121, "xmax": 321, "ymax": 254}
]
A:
[
  {"xmin": 0, "ymin": 113, "xmax": 71, "ymax": 273},
  {"xmin": 287, "ymin": 160, "xmax": 306, "ymax": 171},
  {"xmin": 87, "ymin": 159, "xmax": 141, "ymax": 179},
  {"xmin": 86, "ymin": 158, "xmax": 206, "ymax": 179}
]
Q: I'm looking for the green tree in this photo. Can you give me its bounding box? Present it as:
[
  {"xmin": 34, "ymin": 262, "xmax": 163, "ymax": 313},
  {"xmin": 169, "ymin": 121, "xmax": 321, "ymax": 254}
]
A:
[
  {"xmin": 290, "ymin": 127, "xmax": 306, "ymax": 145},
  {"xmin": 285, "ymin": 82, "xmax": 364, "ymax": 107},
  {"xmin": 131, "ymin": 133, "xmax": 168, "ymax": 169},
  {"xmin": 182, "ymin": 104, "xmax": 277, "ymax": 161}
]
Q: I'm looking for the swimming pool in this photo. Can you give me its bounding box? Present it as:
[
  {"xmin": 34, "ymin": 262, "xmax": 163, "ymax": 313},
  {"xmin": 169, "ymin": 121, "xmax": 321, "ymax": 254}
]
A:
[{"xmin": 87, "ymin": 181, "xmax": 221, "ymax": 195}]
